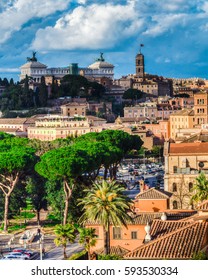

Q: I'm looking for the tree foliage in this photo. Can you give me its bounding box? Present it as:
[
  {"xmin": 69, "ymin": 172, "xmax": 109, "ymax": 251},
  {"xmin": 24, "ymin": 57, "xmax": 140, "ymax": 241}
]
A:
[
  {"xmin": 0, "ymin": 136, "xmax": 36, "ymax": 231},
  {"xmin": 191, "ymin": 172, "xmax": 208, "ymax": 205},
  {"xmin": 54, "ymin": 224, "xmax": 76, "ymax": 259},
  {"xmin": 123, "ymin": 88, "xmax": 144, "ymax": 101},
  {"xmin": 78, "ymin": 180, "xmax": 133, "ymax": 255}
]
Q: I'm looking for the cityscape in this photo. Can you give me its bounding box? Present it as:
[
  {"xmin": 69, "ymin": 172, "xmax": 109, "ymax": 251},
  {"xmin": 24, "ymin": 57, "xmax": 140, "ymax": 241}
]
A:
[{"xmin": 0, "ymin": 0, "xmax": 208, "ymax": 262}]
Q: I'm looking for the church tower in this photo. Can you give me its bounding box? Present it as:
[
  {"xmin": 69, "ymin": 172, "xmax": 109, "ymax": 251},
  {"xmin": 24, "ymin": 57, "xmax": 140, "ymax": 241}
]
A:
[{"xmin": 135, "ymin": 44, "xmax": 145, "ymax": 80}]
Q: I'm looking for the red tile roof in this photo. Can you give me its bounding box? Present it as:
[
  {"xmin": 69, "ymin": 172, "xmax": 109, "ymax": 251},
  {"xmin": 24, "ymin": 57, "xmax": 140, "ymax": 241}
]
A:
[
  {"xmin": 169, "ymin": 142, "xmax": 208, "ymax": 154},
  {"xmin": 96, "ymin": 246, "xmax": 130, "ymax": 256},
  {"xmin": 150, "ymin": 220, "xmax": 191, "ymax": 240},
  {"xmin": 135, "ymin": 188, "xmax": 172, "ymax": 200},
  {"xmin": 125, "ymin": 221, "xmax": 208, "ymax": 259},
  {"xmin": 197, "ymin": 200, "xmax": 208, "ymax": 211}
]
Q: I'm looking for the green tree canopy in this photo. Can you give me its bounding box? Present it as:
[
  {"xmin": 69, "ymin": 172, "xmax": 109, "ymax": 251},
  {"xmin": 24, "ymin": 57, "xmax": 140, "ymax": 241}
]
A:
[
  {"xmin": 123, "ymin": 88, "xmax": 144, "ymax": 101},
  {"xmin": 0, "ymin": 137, "xmax": 36, "ymax": 231},
  {"xmin": 78, "ymin": 227, "xmax": 97, "ymax": 260},
  {"xmin": 35, "ymin": 145, "xmax": 95, "ymax": 225},
  {"xmin": 54, "ymin": 224, "xmax": 76, "ymax": 259},
  {"xmin": 191, "ymin": 172, "xmax": 208, "ymax": 205},
  {"xmin": 78, "ymin": 180, "xmax": 133, "ymax": 255}
]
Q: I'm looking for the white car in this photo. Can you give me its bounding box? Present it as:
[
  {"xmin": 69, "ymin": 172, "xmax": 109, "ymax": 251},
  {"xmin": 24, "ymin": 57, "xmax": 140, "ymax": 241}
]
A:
[
  {"xmin": 6, "ymin": 252, "xmax": 29, "ymax": 260},
  {"xmin": 1, "ymin": 255, "xmax": 23, "ymax": 260}
]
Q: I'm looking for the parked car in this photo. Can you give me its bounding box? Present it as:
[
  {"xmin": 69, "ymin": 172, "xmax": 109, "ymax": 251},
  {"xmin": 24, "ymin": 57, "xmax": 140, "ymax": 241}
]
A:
[
  {"xmin": 6, "ymin": 252, "xmax": 30, "ymax": 260},
  {"xmin": 13, "ymin": 248, "xmax": 33, "ymax": 257},
  {"xmin": 1, "ymin": 255, "xmax": 22, "ymax": 260}
]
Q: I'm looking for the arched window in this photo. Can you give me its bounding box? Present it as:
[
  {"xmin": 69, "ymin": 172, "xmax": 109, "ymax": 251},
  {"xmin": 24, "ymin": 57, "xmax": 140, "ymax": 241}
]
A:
[
  {"xmin": 172, "ymin": 182, "xmax": 177, "ymax": 192},
  {"xmin": 189, "ymin": 182, "xmax": 193, "ymax": 192},
  {"xmin": 173, "ymin": 201, "xmax": 178, "ymax": 209}
]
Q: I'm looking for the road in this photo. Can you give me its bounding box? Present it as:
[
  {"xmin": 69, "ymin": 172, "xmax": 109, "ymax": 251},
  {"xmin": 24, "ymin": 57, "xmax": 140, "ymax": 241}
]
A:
[{"xmin": 41, "ymin": 240, "xmax": 84, "ymax": 260}]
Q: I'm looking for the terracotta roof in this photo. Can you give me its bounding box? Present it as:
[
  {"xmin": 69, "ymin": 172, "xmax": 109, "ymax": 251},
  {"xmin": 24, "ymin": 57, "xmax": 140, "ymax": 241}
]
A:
[
  {"xmin": 119, "ymin": 117, "xmax": 149, "ymax": 123},
  {"xmin": 169, "ymin": 142, "xmax": 208, "ymax": 154},
  {"xmin": 87, "ymin": 116, "xmax": 106, "ymax": 121},
  {"xmin": 84, "ymin": 213, "xmax": 162, "ymax": 226},
  {"xmin": 135, "ymin": 188, "xmax": 172, "ymax": 200},
  {"xmin": 197, "ymin": 200, "xmax": 208, "ymax": 211},
  {"xmin": 85, "ymin": 211, "xmax": 196, "ymax": 227},
  {"xmin": 60, "ymin": 102, "xmax": 87, "ymax": 107},
  {"xmin": 150, "ymin": 220, "xmax": 191, "ymax": 240},
  {"xmin": 125, "ymin": 221, "xmax": 208, "ymax": 259},
  {"xmin": 132, "ymin": 213, "xmax": 162, "ymax": 225},
  {"xmin": 0, "ymin": 118, "xmax": 28, "ymax": 124},
  {"xmin": 165, "ymin": 211, "xmax": 197, "ymax": 220},
  {"xmin": 96, "ymin": 246, "xmax": 130, "ymax": 256},
  {"xmin": 170, "ymin": 109, "xmax": 194, "ymax": 116}
]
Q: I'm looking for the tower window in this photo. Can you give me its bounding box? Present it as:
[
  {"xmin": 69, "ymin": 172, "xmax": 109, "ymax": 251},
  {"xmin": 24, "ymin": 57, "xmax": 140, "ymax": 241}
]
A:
[
  {"xmin": 172, "ymin": 183, "xmax": 177, "ymax": 192},
  {"xmin": 189, "ymin": 182, "xmax": 193, "ymax": 192},
  {"xmin": 173, "ymin": 200, "xmax": 178, "ymax": 209}
]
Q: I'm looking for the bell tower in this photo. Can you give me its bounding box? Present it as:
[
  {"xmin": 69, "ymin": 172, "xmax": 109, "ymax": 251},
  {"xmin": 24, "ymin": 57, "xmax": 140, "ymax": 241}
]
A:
[{"xmin": 136, "ymin": 44, "xmax": 145, "ymax": 80}]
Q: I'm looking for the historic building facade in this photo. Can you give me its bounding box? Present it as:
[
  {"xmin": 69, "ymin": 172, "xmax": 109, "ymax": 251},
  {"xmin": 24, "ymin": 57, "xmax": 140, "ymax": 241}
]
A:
[
  {"xmin": 80, "ymin": 53, "xmax": 114, "ymax": 81},
  {"xmin": 194, "ymin": 92, "xmax": 208, "ymax": 126},
  {"xmin": 27, "ymin": 115, "xmax": 104, "ymax": 141},
  {"xmin": 164, "ymin": 141, "xmax": 208, "ymax": 209},
  {"xmin": 20, "ymin": 52, "xmax": 78, "ymax": 83}
]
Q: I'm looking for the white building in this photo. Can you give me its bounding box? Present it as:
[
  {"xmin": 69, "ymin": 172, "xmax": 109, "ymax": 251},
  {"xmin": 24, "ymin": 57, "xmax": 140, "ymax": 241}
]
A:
[
  {"xmin": 20, "ymin": 52, "xmax": 78, "ymax": 82},
  {"xmin": 80, "ymin": 53, "xmax": 114, "ymax": 80}
]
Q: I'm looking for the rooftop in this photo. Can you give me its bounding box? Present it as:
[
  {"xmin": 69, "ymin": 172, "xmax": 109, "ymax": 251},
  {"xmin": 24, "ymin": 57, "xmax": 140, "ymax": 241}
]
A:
[
  {"xmin": 170, "ymin": 109, "xmax": 194, "ymax": 116},
  {"xmin": 125, "ymin": 221, "xmax": 208, "ymax": 259},
  {"xmin": 169, "ymin": 142, "xmax": 208, "ymax": 154},
  {"xmin": 0, "ymin": 118, "xmax": 28, "ymax": 125},
  {"xmin": 135, "ymin": 188, "xmax": 172, "ymax": 200},
  {"xmin": 197, "ymin": 200, "xmax": 208, "ymax": 211}
]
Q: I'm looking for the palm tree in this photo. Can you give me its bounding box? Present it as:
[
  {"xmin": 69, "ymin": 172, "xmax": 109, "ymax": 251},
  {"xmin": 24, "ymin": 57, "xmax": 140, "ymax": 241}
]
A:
[
  {"xmin": 78, "ymin": 227, "xmax": 97, "ymax": 260},
  {"xmin": 54, "ymin": 224, "xmax": 76, "ymax": 259},
  {"xmin": 191, "ymin": 172, "xmax": 208, "ymax": 206},
  {"xmin": 78, "ymin": 180, "xmax": 133, "ymax": 255}
]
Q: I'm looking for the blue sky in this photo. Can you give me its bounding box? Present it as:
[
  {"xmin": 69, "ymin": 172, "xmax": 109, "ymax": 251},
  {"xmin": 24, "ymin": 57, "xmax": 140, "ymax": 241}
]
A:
[{"xmin": 0, "ymin": 0, "xmax": 208, "ymax": 81}]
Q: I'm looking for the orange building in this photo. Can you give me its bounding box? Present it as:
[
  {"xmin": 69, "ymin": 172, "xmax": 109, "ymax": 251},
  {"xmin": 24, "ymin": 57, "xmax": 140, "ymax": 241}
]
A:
[
  {"xmin": 145, "ymin": 120, "xmax": 170, "ymax": 140},
  {"xmin": 134, "ymin": 188, "xmax": 171, "ymax": 212},
  {"xmin": 194, "ymin": 92, "xmax": 208, "ymax": 126},
  {"xmin": 85, "ymin": 188, "xmax": 197, "ymax": 256}
]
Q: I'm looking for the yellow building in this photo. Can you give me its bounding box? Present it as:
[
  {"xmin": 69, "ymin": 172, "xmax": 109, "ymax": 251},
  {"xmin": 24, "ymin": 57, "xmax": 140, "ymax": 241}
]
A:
[
  {"xmin": 60, "ymin": 102, "xmax": 87, "ymax": 117},
  {"xmin": 164, "ymin": 141, "xmax": 208, "ymax": 209},
  {"xmin": 27, "ymin": 115, "xmax": 102, "ymax": 141},
  {"xmin": 169, "ymin": 109, "xmax": 194, "ymax": 140},
  {"xmin": 194, "ymin": 92, "xmax": 208, "ymax": 126}
]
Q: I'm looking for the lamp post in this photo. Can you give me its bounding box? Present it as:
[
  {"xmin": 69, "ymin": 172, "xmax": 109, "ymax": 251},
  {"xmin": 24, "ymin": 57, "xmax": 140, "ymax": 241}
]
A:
[{"xmin": 39, "ymin": 235, "xmax": 44, "ymax": 260}]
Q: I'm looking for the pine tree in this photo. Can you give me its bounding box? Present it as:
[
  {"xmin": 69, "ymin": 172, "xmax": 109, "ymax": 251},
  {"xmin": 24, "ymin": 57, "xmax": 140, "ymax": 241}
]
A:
[{"xmin": 38, "ymin": 76, "xmax": 48, "ymax": 107}]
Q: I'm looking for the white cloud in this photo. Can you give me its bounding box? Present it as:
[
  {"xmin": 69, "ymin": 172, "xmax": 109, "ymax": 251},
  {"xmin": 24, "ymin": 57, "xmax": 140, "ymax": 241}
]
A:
[
  {"xmin": 0, "ymin": 0, "xmax": 72, "ymax": 43},
  {"xmin": 143, "ymin": 13, "xmax": 188, "ymax": 36},
  {"xmin": 32, "ymin": 1, "xmax": 143, "ymax": 50}
]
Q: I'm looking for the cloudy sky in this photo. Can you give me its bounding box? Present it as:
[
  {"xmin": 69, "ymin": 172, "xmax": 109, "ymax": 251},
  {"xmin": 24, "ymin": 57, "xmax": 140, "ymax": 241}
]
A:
[{"xmin": 0, "ymin": 0, "xmax": 207, "ymax": 81}]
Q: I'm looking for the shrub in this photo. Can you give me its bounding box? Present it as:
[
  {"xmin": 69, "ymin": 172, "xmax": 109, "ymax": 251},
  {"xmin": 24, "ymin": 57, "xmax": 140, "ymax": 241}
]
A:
[
  {"xmin": 98, "ymin": 254, "xmax": 123, "ymax": 260},
  {"xmin": 192, "ymin": 251, "xmax": 208, "ymax": 260},
  {"xmin": 69, "ymin": 250, "xmax": 88, "ymax": 260}
]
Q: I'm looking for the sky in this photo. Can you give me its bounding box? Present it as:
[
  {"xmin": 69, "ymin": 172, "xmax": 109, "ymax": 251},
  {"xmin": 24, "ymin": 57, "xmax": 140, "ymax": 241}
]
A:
[{"xmin": 0, "ymin": 0, "xmax": 208, "ymax": 82}]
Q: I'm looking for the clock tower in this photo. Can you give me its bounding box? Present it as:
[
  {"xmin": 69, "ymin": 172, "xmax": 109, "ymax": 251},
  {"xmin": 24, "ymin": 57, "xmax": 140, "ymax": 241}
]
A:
[{"xmin": 136, "ymin": 44, "xmax": 145, "ymax": 80}]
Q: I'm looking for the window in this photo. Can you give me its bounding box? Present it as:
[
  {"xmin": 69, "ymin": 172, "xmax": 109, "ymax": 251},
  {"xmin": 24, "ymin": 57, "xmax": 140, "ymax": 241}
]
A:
[
  {"xmin": 113, "ymin": 227, "xmax": 121, "ymax": 239},
  {"xmin": 172, "ymin": 182, "xmax": 177, "ymax": 192},
  {"xmin": 189, "ymin": 182, "xmax": 193, "ymax": 192},
  {"xmin": 92, "ymin": 227, "xmax": 99, "ymax": 238},
  {"xmin": 131, "ymin": 231, "xmax": 137, "ymax": 239},
  {"xmin": 173, "ymin": 200, "xmax": 178, "ymax": 209}
]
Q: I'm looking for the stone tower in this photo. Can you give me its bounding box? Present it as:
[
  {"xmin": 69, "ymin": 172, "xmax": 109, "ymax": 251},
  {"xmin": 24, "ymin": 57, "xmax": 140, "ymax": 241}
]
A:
[{"xmin": 135, "ymin": 46, "xmax": 145, "ymax": 79}]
